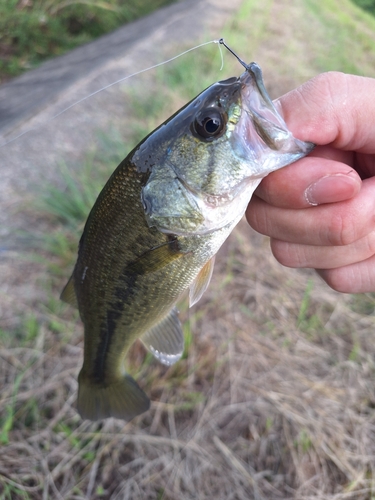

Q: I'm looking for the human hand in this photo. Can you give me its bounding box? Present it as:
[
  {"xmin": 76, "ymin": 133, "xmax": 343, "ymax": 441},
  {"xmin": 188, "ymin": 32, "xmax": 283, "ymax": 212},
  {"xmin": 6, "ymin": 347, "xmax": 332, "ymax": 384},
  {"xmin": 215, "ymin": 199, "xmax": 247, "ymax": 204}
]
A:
[{"xmin": 246, "ymin": 72, "xmax": 375, "ymax": 293}]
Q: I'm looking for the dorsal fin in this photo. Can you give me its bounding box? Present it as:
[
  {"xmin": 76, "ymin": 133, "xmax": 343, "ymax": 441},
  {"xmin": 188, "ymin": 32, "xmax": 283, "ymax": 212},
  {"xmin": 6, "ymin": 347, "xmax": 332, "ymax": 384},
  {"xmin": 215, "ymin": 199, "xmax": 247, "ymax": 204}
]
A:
[
  {"xmin": 141, "ymin": 308, "xmax": 184, "ymax": 366},
  {"xmin": 189, "ymin": 256, "xmax": 215, "ymax": 307}
]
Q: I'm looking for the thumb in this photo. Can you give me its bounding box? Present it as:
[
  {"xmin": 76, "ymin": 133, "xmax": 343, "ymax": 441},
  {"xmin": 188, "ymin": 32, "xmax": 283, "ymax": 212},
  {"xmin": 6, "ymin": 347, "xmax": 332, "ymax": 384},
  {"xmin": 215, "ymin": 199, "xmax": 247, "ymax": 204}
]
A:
[{"xmin": 276, "ymin": 72, "xmax": 375, "ymax": 153}]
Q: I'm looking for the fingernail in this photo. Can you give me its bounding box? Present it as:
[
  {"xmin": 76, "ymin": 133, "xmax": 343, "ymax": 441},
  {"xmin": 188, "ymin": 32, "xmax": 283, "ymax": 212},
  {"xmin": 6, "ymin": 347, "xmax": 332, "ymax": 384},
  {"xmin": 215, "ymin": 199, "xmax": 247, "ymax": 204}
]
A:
[{"xmin": 304, "ymin": 173, "xmax": 360, "ymax": 206}]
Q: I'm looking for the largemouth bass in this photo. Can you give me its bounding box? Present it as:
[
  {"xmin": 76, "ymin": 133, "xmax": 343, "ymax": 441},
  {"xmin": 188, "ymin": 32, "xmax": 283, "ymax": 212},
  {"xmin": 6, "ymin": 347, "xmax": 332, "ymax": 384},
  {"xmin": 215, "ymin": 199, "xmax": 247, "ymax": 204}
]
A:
[{"xmin": 61, "ymin": 62, "xmax": 314, "ymax": 421}]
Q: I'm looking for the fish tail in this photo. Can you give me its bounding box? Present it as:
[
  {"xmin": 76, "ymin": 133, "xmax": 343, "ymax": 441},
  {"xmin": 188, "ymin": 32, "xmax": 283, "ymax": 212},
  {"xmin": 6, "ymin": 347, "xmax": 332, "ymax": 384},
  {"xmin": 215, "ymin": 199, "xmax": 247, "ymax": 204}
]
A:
[{"xmin": 77, "ymin": 370, "xmax": 150, "ymax": 421}]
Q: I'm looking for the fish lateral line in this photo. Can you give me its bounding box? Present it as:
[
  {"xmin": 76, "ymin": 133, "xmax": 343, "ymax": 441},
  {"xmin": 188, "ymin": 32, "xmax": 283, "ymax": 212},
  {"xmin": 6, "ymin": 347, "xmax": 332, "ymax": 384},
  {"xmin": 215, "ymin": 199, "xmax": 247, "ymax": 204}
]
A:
[{"xmin": 0, "ymin": 39, "xmax": 223, "ymax": 149}]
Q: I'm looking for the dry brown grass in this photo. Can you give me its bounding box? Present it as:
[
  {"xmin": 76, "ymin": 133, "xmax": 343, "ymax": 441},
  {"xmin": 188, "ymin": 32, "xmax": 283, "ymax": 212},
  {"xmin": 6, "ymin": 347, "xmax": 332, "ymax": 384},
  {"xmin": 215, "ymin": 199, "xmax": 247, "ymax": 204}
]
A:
[{"xmin": 1, "ymin": 221, "xmax": 375, "ymax": 499}]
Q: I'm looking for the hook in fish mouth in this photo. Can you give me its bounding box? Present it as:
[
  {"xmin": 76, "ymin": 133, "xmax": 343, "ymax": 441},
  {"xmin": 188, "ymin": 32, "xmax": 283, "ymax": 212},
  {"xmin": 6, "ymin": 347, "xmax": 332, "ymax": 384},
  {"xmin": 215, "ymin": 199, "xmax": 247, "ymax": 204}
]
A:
[{"xmin": 219, "ymin": 38, "xmax": 314, "ymax": 159}]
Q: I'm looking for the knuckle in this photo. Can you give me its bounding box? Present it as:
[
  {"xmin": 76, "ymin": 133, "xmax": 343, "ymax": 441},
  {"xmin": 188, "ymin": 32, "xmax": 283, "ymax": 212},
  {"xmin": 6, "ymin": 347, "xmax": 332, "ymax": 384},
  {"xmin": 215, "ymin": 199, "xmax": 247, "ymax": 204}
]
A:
[
  {"xmin": 321, "ymin": 269, "xmax": 351, "ymax": 293},
  {"xmin": 270, "ymin": 239, "xmax": 288, "ymax": 265},
  {"xmin": 319, "ymin": 266, "xmax": 359, "ymax": 293},
  {"xmin": 246, "ymin": 198, "xmax": 269, "ymax": 235},
  {"xmin": 270, "ymin": 239, "xmax": 304, "ymax": 268},
  {"xmin": 300, "ymin": 71, "xmax": 347, "ymax": 104},
  {"xmin": 309, "ymin": 71, "xmax": 348, "ymax": 102},
  {"xmin": 325, "ymin": 211, "xmax": 359, "ymax": 246}
]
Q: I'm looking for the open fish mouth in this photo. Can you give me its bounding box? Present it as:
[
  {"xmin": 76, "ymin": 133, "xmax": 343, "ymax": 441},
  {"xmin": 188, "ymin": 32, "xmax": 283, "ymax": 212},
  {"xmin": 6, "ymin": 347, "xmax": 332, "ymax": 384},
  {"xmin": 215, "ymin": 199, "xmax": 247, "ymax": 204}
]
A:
[
  {"xmin": 140, "ymin": 63, "xmax": 314, "ymax": 238},
  {"xmin": 166, "ymin": 65, "xmax": 315, "ymax": 235},
  {"xmin": 233, "ymin": 62, "xmax": 314, "ymax": 176}
]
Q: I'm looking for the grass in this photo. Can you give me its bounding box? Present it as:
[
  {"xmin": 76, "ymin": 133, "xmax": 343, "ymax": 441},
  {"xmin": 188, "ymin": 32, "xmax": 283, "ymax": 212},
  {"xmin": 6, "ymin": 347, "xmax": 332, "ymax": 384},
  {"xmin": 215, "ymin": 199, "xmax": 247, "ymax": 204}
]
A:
[
  {"xmin": 305, "ymin": 0, "xmax": 375, "ymax": 75},
  {"xmin": 2, "ymin": 0, "xmax": 375, "ymax": 498},
  {"xmin": 351, "ymin": 0, "xmax": 375, "ymax": 15},
  {"xmin": 0, "ymin": 0, "xmax": 177, "ymax": 84}
]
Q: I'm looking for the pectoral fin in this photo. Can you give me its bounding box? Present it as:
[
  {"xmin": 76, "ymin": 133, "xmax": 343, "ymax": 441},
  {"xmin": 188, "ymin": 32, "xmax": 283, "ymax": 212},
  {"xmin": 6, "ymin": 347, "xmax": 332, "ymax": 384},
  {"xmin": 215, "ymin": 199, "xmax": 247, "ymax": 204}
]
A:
[
  {"xmin": 128, "ymin": 239, "xmax": 185, "ymax": 276},
  {"xmin": 60, "ymin": 275, "xmax": 78, "ymax": 308},
  {"xmin": 189, "ymin": 256, "xmax": 215, "ymax": 307},
  {"xmin": 141, "ymin": 308, "xmax": 184, "ymax": 366}
]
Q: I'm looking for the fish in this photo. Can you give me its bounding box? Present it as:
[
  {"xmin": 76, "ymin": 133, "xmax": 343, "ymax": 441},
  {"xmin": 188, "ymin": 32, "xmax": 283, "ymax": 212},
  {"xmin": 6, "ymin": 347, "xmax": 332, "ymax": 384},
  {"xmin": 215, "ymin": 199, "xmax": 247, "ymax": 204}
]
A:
[{"xmin": 61, "ymin": 61, "xmax": 314, "ymax": 421}]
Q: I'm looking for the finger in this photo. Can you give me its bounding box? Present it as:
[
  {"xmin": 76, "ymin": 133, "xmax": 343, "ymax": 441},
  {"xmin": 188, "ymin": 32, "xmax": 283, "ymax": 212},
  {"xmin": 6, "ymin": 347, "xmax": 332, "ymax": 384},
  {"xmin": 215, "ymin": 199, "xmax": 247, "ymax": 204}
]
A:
[
  {"xmin": 317, "ymin": 254, "xmax": 375, "ymax": 293},
  {"xmin": 270, "ymin": 231, "xmax": 375, "ymax": 269},
  {"xmin": 276, "ymin": 72, "xmax": 375, "ymax": 153},
  {"xmin": 255, "ymin": 155, "xmax": 361, "ymax": 209},
  {"xmin": 247, "ymin": 177, "xmax": 375, "ymax": 246}
]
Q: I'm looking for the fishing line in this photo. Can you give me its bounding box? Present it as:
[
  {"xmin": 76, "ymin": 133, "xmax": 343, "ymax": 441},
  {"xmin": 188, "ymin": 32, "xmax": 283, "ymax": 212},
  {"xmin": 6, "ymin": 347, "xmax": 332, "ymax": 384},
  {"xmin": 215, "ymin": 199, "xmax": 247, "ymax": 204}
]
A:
[
  {"xmin": 217, "ymin": 39, "xmax": 224, "ymax": 71},
  {"xmin": 0, "ymin": 39, "xmax": 224, "ymax": 149}
]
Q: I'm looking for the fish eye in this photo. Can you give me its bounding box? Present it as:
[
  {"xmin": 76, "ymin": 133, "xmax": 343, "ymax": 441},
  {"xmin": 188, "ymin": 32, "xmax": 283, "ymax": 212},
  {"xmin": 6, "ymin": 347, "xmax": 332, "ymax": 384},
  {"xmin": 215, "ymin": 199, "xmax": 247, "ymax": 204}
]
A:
[{"xmin": 192, "ymin": 107, "xmax": 226, "ymax": 140}]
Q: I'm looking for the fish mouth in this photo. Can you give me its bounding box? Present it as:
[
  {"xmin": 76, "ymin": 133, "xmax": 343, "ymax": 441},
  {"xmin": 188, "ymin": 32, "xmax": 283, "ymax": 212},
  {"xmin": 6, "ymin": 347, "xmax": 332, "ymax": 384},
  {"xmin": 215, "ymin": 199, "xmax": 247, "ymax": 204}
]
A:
[
  {"xmin": 141, "ymin": 64, "xmax": 314, "ymax": 238},
  {"xmin": 234, "ymin": 62, "xmax": 314, "ymax": 177}
]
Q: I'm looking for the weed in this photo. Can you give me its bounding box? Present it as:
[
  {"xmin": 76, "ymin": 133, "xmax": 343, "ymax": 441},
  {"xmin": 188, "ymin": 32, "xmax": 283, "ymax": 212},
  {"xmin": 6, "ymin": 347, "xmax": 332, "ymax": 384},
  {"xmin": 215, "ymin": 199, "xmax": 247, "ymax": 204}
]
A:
[
  {"xmin": 96, "ymin": 484, "xmax": 106, "ymax": 496},
  {"xmin": 22, "ymin": 315, "xmax": 39, "ymax": 346},
  {"xmin": 350, "ymin": 293, "xmax": 375, "ymax": 315},
  {"xmin": 175, "ymin": 391, "xmax": 205, "ymax": 412},
  {"xmin": 182, "ymin": 320, "xmax": 193, "ymax": 360},
  {"xmin": 0, "ymin": 372, "xmax": 24, "ymax": 444},
  {"xmin": 0, "ymin": 484, "xmax": 31, "ymax": 500},
  {"xmin": 297, "ymin": 429, "xmax": 313, "ymax": 454},
  {"xmin": 297, "ymin": 279, "xmax": 314, "ymax": 326},
  {"xmin": 40, "ymin": 159, "xmax": 106, "ymax": 228},
  {"xmin": 265, "ymin": 416, "xmax": 273, "ymax": 432},
  {"xmin": 348, "ymin": 338, "xmax": 361, "ymax": 362}
]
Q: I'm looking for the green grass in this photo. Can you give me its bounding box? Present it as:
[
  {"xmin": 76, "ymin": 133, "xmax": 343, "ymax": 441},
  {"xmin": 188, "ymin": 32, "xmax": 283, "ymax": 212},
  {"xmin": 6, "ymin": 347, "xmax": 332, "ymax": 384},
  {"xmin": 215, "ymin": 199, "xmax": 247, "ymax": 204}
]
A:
[
  {"xmin": 0, "ymin": 372, "xmax": 25, "ymax": 445},
  {"xmin": 305, "ymin": 0, "xmax": 375, "ymax": 75},
  {"xmin": 0, "ymin": 0, "xmax": 177, "ymax": 83},
  {"xmin": 351, "ymin": 0, "xmax": 375, "ymax": 15},
  {"xmin": 40, "ymin": 132, "xmax": 129, "ymax": 230},
  {"xmin": 0, "ymin": 484, "xmax": 32, "ymax": 500},
  {"xmin": 296, "ymin": 429, "xmax": 313, "ymax": 454}
]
